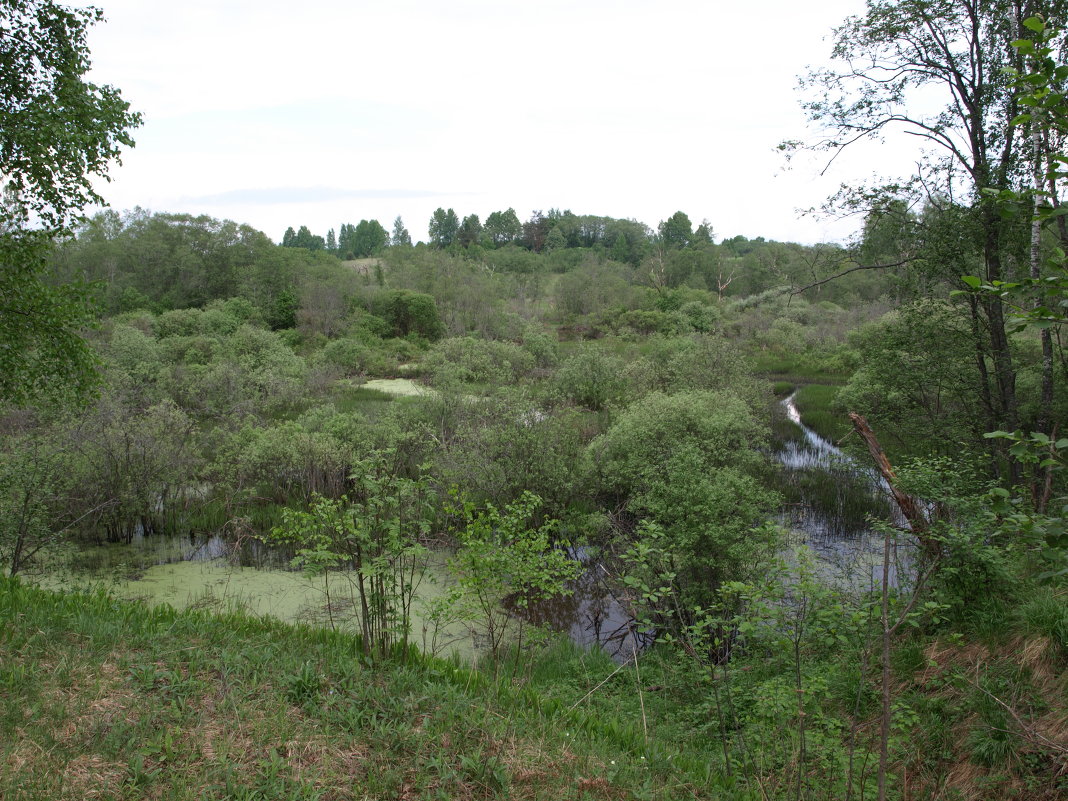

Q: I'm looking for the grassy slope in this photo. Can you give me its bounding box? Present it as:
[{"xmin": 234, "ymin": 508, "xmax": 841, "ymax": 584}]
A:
[
  {"xmin": 4, "ymin": 569, "xmax": 1067, "ymax": 800},
  {"xmin": 0, "ymin": 578, "xmax": 710, "ymax": 801}
]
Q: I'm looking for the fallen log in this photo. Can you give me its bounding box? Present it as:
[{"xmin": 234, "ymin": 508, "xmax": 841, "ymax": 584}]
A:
[{"xmin": 848, "ymin": 411, "xmax": 940, "ymax": 558}]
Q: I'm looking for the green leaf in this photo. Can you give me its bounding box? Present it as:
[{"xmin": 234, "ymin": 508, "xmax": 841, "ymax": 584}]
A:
[{"xmin": 1023, "ymin": 16, "xmax": 1045, "ymax": 33}]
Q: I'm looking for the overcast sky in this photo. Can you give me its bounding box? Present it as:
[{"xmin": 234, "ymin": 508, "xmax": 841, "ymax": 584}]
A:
[{"xmin": 73, "ymin": 0, "xmax": 922, "ymax": 246}]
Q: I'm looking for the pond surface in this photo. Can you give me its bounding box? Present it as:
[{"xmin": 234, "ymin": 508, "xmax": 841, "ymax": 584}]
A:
[
  {"xmin": 30, "ymin": 526, "xmax": 640, "ymax": 662},
  {"xmin": 361, "ymin": 377, "xmax": 428, "ymax": 396},
  {"xmin": 31, "ymin": 531, "xmax": 477, "ymax": 659},
  {"xmin": 776, "ymin": 392, "xmax": 914, "ymax": 588}
]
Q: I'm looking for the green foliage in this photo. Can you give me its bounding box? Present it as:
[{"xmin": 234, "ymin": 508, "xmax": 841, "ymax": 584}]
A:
[
  {"xmin": 838, "ymin": 299, "xmax": 988, "ymax": 457},
  {"xmin": 390, "ymin": 215, "xmax": 411, "ymax": 248},
  {"xmin": 376, "ymin": 289, "xmax": 443, "ymax": 340},
  {"xmin": 0, "ymin": 232, "xmax": 101, "ymax": 404},
  {"xmin": 0, "ymin": 433, "xmax": 66, "ymax": 574},
  {"xmin": 518, "ymin": 322, "xmax": 558, "ymax": 368},
  {"xmin": 658, "ymin": 211, "xmax": 694, "ymax": 249},
  {"xmin": 319, "ymin": 337, "xmax": 367, "ymax": 375},
  {"xmin": 553, "ymin": 348, "xmax": 627, "ymax": 410},
  {"xmin": 270, "ymin": 454, "xmax": 435, "ymax": 658},
  {"xmin": 0, "ymin": 0, "xmax": 140, "ymax": 403},
  {"xmin": 215, "ymin": 416, "xmax": 360, "ymax": 505},
  {"xmin": 592, "ymin": 390, "xmax": 768, "ymax": 493},
  {"xmin": 423, "ymin": 336, "xmax": 535, "ymax": 385},
  {"xmin": 607, "ymin": 307, "xmax": 686, "ymax": 337},
  {"xmin": 2, "ymin": 395, "xmax": 203, "ymax": 549},
  {"xmin": 0, "ymin": 1, "xmax": 141, "ymax": 230},
  {"xmin": 679, "ymin": 299, "xmax": 721, "ymax": 332},
  {"xmin": 434, "ymin": 394, "xmax": 586, "ymax": 519},
  {"xmin": 592, "ymin": 390, "xmax": 780, "ymax": 618},
  {"xmin": 346, "ymin": 219, "xmax": 389, "ymax": 258},
  {"xmin": 445, "ymin": 491, "xmax": 580, "ymax": 666},
  {"xmin": 552, "ymin": 258, "xmax": 638, "ymax": 319},
  {"xmin": 428, "ymin": 207, "xmax": 459, "ymax": 248},
  {"xmin": 284, "ymin": 224, "xmax": 325, "ymax": 251},
  {"xmin": 621, "ymin": 335, "xmax": 765, "ymax": 408},
  {"xmin": 54, "ymin": 210, "xmax": 351, "ymax": 322},
  {"xmin": 482, "ymin": 208, "xmax": 521, "ymax": 247}
]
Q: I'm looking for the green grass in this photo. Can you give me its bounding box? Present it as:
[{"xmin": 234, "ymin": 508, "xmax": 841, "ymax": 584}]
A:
[
  {"xmin": 793, "ymin": 383, "xmax": 851, "ymax": 444},
  {"xmin": 751, "ymin": 352, "xmax": 849, "ymax": 386},
  {"xmin": 771, "ymin": 380, "xmax": 794, "ymax": 397},
  {"xmin": 1016, "ymin": 588, "xmax": 1068, "ymax": 658},
  {"xmin": 0, "ymin": 577, "xmax": 719, "ymax": 801},
  {"xmin": 332, "ymin": 385, "xmax": 396, "ymax": 415}
]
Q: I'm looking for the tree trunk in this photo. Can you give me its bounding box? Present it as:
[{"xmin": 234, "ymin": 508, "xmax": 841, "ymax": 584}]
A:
[
  {"xmin": 848, "ymin": 413, "xmax": 936, "ymax": 555},
  {"xmin": 1032, "ymin": 119, "xmax": 1057, "ymax": 510}
]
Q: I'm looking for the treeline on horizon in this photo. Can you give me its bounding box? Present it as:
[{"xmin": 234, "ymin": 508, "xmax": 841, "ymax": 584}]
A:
[
  {"xmin": 280, "ymin": 208, "xmax": 725, "ymax": 265},
  {"xmin": 55, "ymin": 205, "xmax": 895, "ymax": 323}
]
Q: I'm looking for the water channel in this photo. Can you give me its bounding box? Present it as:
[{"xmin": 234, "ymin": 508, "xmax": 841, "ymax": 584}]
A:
[
  {"xmin": 25, "ymin": 388, "xmax": 907, "ymax": 662},
  {"xmin": 776, "ymin": 391, "xmax": 913, "ymax": 589}
]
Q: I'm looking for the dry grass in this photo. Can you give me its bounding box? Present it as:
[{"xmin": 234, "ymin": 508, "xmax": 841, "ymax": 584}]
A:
[
  {"xmin": 905, "ymin": 636, "xmax": 1068, "ymax": 801},
  {"xmin": 938, "ymin": 760, "xmax": 987, "ymax": 801},
  {"xmin": 1013, "ymin": 636, "xmax": 1063, "ymax": 690},
  {"xmin": 343, "ymin": 258, "xmax": 380, "ymax": 276},
  {"xmin": 61, "ymin": 754, "xmax": 127, "ymax": 799}
]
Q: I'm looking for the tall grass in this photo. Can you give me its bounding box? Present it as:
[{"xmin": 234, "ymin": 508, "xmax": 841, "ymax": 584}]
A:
[
  {"xmin": 0, "ymin": 577, "xmax": 717, "ymax": 800},
  {"xmin": 793, "ymin": 383, "xmax": 851, "ymax": 444},
  {"xmin": 751, "ymin": 353, "xmax": 850, "ymax": 385},
  {"xmin": 332, "ymin": 385, "xmax": 396, "ymax": 416}
]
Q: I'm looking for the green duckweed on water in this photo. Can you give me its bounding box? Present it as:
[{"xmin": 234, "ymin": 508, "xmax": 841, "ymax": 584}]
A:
[
  {"xmin": 361, "ymin": 377, "xmax": 428, "ymax": 396},
  {"xmin": 30, "ymin": 541, "xmax": 475, "ymax": 661}
]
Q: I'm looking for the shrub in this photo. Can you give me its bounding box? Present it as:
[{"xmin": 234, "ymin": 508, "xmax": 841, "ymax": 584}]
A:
[
  {"xmin": 553, "ymin": 349, "xmax": 626, "ymax": 411},
  {"xmin": 424, "ymin": 337, "xmax": 535, "ymax": 385}
]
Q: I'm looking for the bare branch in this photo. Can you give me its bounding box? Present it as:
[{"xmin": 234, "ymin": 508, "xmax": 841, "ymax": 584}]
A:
[{"xmin": 791, "ymin": 257, "xmax": 914, "ymax": 296}]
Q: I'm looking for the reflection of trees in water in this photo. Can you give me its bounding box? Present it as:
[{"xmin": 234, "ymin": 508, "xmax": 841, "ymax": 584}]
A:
[
  {"xmin": 508, "ymin": 552, "xmax": 645, "ymax": 661},
  {"xmin": 180, "ymin": 530, "xmax": 292, "ymax": 570}
]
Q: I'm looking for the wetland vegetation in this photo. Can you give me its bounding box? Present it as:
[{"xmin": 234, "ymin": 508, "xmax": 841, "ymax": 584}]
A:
[{"xmin": 4, "ymin": 1, "xmax": 1068, "ymax": 799}]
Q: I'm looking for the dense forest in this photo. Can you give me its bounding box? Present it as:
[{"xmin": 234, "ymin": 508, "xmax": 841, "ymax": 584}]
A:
[{"xmin": 3, "ymin": 1, "xmax": 1068, "ymax": 800}]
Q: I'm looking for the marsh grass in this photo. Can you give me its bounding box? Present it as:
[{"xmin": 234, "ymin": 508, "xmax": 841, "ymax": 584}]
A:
[
  {"xmin": 771, "ymin": 380, "xmax": 794, "ymax": 397},
  {"xmin": 332, "ymin": 385, "xmax": 397, "ymax": 418},
  {"xmin": 793, "ymin": 383, "xmax": 851, "ymax": 444},
  {"xmin": 0, "ymin": 577, "xmax": 713, "ymax": 800},
  {"xmin": 776, "ymin": 464, "xmax": 895, "ymax": 537},
  {"xmin": 770, "ymin": 393, "xmax": 893, "ymax": 536},
  {"xmin": 751, "ymin": 353, "xmax": 849, "ymax": 386}
]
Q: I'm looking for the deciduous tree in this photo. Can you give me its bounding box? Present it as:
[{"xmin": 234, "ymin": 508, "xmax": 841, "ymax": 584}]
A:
[
  {"xmin": 390, "ymin": 215, "xmax": 412, "ymax": 247},
  {"xmin": 0, "ymin": 0, "xmax": 141, "ymax": 404},
  {"xmin": 482, "ymin": 208, "xmax": 521, "ymax": 247},
  {"xmin": 789, "ymin": 0, "xmax": 1068, "ymax": 475},
  {"xmin": 428, "ymin": 207, "xmax": 459, "ymax": 248},
  {"xmin": 658, "ymin": 211, "xmax": 693, "ymax": 249}
]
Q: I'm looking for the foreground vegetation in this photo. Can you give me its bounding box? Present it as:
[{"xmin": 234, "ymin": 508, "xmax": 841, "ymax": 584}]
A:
[
  {"xmin": 3, "ymin": 535, "xmax": 1067, "ymax": 801},
  {"xmin": 0, "ymin": 577, "xmax": 702, "ymax": 800},
  {"xmin": 5, "ymin": 1, "xmax": 1068, "ymax": 799}
]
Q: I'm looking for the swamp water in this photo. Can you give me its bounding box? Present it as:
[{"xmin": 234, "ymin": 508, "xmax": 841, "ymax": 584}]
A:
[
  {"xmin": 23, "ymin": 386, "xmax": 906, "ymax": 663},
  {"xmin": 31, "ymin": 533, "xmax": 639, "ymax": 662},
  {"xmin": 776, "ymin": 391, "xmax": 914, "ymax": 588}
]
